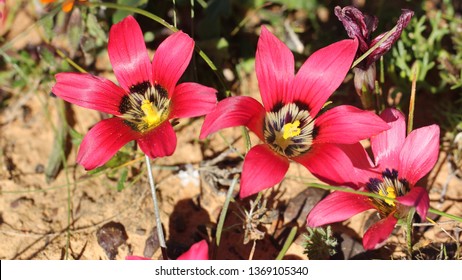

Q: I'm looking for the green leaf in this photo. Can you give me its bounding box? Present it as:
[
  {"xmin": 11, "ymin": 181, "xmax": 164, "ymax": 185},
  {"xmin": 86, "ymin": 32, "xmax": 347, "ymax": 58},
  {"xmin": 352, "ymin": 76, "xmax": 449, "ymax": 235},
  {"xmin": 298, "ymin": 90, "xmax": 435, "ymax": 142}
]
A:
[
  {"xmin": 117, "ymin": 168, "xmax": 129, "ymax": 191},
  {"xmin": 68, "ymin": 127, "xmax": 83, "ymax": 146},
  {"xmin": 87, "ymin": 150, "xmax": 131, "ymax": 175},
  {"xmin": 87, "ymin": 14, "xmax": 107, "ymax": 42},
  {"xmin": 68, "ymin": 8, "xmax": 84, "ymax": 56}
]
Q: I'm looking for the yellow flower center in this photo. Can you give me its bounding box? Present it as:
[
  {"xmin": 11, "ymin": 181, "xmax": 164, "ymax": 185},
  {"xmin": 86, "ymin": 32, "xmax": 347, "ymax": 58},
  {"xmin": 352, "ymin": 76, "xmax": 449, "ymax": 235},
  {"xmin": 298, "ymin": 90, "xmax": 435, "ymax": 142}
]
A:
[
  {"xmin": 282, "ymin": 120, "xmax": 301, "ymax": 139},
  {"xmin": 140, "ymin": 100, "xmax": 162, "ymax": 127},
  {"xmin": 379, "ymin": 186, "xmax": 396, "ymax": 206}
]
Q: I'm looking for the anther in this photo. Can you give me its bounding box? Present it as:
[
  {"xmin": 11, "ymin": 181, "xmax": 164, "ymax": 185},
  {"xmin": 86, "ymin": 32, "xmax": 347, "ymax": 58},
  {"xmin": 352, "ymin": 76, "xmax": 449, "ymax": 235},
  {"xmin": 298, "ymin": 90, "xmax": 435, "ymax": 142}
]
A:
[{"xmin": 282, "ymin": 120, "xmax": 301, "ymax": 139}]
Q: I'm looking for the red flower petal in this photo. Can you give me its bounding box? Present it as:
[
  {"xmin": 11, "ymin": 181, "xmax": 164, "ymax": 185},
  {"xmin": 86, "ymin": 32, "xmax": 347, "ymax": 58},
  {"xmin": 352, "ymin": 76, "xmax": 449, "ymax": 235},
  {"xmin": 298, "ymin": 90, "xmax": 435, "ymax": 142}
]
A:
[
  {"xmin": 294, "ymin": 143, "xmax": 376, "ymax": 188},
  {"xmin": 199, "ymin": 96, "xmax": 266, "ymax": 141},
  {"xmin": 240, "ymin": 144, "xmax": 290, "ymax": 198},
  {"xmin": 291, "ymin": 39, "xmax": 358, "ymax": 117},
  {"xmin": 399, "ymin": 124, "xmax": 440, "ymax": 185},
  {"xmin": 108, "ymin": 16, "xmax": 152, "ymax": 92},
  {"xmin": 256, "ymin": 26, "xmax": 294, "ymax": 110},
  {"xmin": 77, "ymin": 118, "xmax": 140, "ymax": 170},
  {"xmin": 169, "ymin": 82, "xmax": 217, "ymax": 119},
  {"xmin": 307, "ymin": 190, "xmax": 373, "ymax": 227},
  {"xmin": 396, "ymin": 186, "xmax": 429, "ymax": 219},
  {"xmin": 137, "ymin": 121, "xmax": 177, "ymax": 159},
  {"xmin": 313, "ymin": 105, "xmax": 390, "ymax": 144},
  {"xmin": 52, "ymin": 73, "xmax": 126, "ymax": 116},
  {"xmin": 177, "ymin": 240, "xmax": 209, "ymax": 260},
  {"xmin": 125, "ymin": 255, "xmax": 151, "ymax": 260},
  {"xmin": 152, "ymin": 31, "xmax": 194, "ymax": 98},
  {"xmin": 371, "ymin": 108, "xmax": 406, "ymax": 170},
  {"xmin": 363, "ymin": 214, "xmax": 397, "ymax": 250}
]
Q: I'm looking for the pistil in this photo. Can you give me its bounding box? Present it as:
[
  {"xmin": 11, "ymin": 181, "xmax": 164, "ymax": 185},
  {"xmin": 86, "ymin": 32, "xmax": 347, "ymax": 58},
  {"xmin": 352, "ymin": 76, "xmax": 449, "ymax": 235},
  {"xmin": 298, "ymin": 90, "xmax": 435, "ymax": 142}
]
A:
[{"xmin": 141, "ymin": 100, "xmax": 161, "ymax": 127}]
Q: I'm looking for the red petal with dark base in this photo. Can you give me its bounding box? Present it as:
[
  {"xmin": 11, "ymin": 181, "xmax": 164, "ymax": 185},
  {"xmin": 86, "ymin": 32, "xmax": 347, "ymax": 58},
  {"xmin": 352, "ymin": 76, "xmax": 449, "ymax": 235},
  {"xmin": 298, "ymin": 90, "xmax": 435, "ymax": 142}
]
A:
[
  {"xmin": 53, "ymin": 73, "xmax": 126, "ymax": 116},
  {"xmin": 108, "ymin": 16, "xmax": 152, "ymax": 92},
  {"xmin": 137, "ymin": 121, "xmax": 177, "ymax": 159},
  {"xmin": 313, "ymin": 105, "xmax": 390, "ymax": 144},
  {"xmin": 152, "ymin": 31, "xmax": 194, "ymax": 98},
  {"xmin": 396, "ymin": 186, "xmax": 429, "ymax": 219},
  {"xmin": 240, "ymin": 144, "xmax": 290, "ymax": 198},
  {"xmin": 256, "ymin": 26, "xmax": 294, "ymax": 110},
  {"xmin": 371, "ymin": 108, "xmax": 405, "ymax": 170},
  {"xmin": 169, "ymin": 82, "xmax": 217, "ymax": 119},
  {"xmin": 307, "ymin": 191, "xmax": 373, "ymax": 227},
  {"xmin": 77, "ymin": 118, "xmax": 140, "ymax": 170},
  {"xmin": 291, "ymin": 39, "xmax": 358, "ymax": 117},
  {"xmin": 363, "ymin": 214, "xmax": 397, "ymax": 250},
  {"xmin": 399, "ymin": 124, "xmax": 440, "ymax": 186},
  {"xmin": 199, "ymin": 96, "xmax": 266, "ymax": 141}
]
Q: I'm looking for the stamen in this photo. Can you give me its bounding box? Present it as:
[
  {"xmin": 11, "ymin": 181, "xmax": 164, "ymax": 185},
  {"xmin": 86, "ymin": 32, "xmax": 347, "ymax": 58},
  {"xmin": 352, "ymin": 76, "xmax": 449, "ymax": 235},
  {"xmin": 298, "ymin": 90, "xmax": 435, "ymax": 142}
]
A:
[
  {"xmin": 366, "ymin": 168, "xmax": 410, "ymax": 217},
  {"xmin": 141, "ymin": 100, "xmax": 160, "ymax": 126},
  {"xmin": 378, "ymin": 186, "xmax": 396, "ymax": 206},
  {"xmin": 263, "ymin": 103, "xmax": 314, "ymax": 157},
  {"xmin": 282, "ymin": 120, "xmax": 301, "ymax": 139},
  {"xmin": 119, "ymin": 82, "xmax": 170, "ymax": 133}
]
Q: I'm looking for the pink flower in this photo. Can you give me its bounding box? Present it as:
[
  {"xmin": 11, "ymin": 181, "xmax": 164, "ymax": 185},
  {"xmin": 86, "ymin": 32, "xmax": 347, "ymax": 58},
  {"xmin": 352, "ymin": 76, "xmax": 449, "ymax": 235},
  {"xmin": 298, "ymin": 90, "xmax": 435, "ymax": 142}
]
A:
[
  {"xmin": 126, "ymin": 240, "xmax": 209, "ymax": 260},
  {"xmin": 306, "ymin": 108, "xmax": 440, "ymax": 250},
  {"xmin": 200, "ymin": 26, "xmax": 389, "ymax": 198},
  {"xmin": 52, "ymin": 16, "xmax": 216, "ymax": 170}
]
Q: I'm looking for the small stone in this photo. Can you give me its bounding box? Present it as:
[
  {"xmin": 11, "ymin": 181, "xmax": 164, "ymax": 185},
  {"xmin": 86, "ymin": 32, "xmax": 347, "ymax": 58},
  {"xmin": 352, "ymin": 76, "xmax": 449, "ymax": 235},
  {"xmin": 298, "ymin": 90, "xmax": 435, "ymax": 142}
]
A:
[
  {"xmin": 35, "ymin": 164, "xmax": 45, "ymax": 174},
  {"xmin": 143, "ymin": 227, "xmax": 160, "ymax": 258},
  {"xmin": 96, "ymin": 221, "xmax": 128, "ymax": 260}
]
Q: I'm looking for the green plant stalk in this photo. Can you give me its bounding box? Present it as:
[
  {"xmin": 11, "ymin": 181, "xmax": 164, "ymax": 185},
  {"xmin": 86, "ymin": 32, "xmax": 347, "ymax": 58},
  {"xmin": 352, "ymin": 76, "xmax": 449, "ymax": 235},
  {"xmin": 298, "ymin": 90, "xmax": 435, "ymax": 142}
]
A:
[
  {"xmin": 407, "ymin": 64, "xmax": 419, "ymax": 134},
  {"xmin": 216, "ymin": 176, "xmax": 238, "ymax": 248},
  {"xmin": 230, "ymin": 2, "xmax": 272, "ymax": 36},
  {"xmin": 308, "ymin": 183, "xmax": 462, "ymax": 223},
  {"xmin": 241, "ymin": 127, "xmax": 251, "ymax": 152},
  {"xmin": 84, "ymin": 2, "xmax": 229, "ymax": 95},
  {"xmin": 276, "ymin": 226, "xmax": 298, "ymax": 260},
  {"xmin": 145, "ymin": 155, "xmax": 168, "ymax": 260},
  {"xmin": 406, "ymin": 208, "xmax": 416, "ymax": 258},
  {"xmin": 56, "ymin": 49, "xmax": 87, "ymax": 74},
  {"xmin": 55, "ymin": 99, "xmax": 72, "ymax": 260},
  {"xmin": 217, "ymin": 131, "xmax": 245, "ymax": 159},
  {"xmin": 351, "ymin": 25, "xmax": 398, "ymax": 69},
  {"xmin": 172, "ymin": 0, "xmax": 177, "ymax": 28}
]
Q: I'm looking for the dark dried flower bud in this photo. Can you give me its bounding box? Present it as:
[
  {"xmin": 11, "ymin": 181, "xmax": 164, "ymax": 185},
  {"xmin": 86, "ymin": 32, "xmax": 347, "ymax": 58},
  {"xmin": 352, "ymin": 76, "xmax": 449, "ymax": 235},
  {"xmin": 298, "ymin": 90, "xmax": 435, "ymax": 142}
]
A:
[{"xmin": 335, "ymin": 6, "xmax": 413, "ymax": 70}]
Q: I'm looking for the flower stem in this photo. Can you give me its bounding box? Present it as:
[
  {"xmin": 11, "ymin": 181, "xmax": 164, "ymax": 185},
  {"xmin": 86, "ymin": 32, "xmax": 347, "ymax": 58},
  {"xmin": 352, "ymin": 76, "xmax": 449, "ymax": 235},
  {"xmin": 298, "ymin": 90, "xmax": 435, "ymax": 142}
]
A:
[
  {"xmin": 351, "ymin": 25, "xmax": 398, "ymax": 69},
  {"xmin": 407, "ymin": 64, "xmax": 419, "ymax": 134},
  {"xmin": 145, "ymin": 155, "xmax": 168, "ymax": 260},
  {"xmin": 276, "ymin": 226, "xmax": 298, "ymax": 260},
  {"xmin": 405, "ymin": 208, "xmax": 416, "ymax": 259},
  {"xmin": 216, "ymin": 175, "xmax": 238, "ymax": 248}
]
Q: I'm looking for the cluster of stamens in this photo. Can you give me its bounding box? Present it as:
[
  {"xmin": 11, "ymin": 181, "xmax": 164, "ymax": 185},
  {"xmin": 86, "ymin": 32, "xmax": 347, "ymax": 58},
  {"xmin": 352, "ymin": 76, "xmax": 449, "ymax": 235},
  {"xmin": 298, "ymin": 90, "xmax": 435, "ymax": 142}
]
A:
[
  {"xmin": 119, "ymin": 81, "xmax": 170, "ymax": 133},
  {"xmin": 263, "ymin": 102, "xmax": 315, "ymax": 157},
  {"xmin": 366, "ymin": 168, "xmax": 410, "ymax": 217}
]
